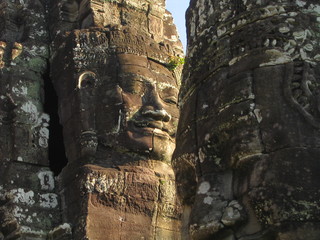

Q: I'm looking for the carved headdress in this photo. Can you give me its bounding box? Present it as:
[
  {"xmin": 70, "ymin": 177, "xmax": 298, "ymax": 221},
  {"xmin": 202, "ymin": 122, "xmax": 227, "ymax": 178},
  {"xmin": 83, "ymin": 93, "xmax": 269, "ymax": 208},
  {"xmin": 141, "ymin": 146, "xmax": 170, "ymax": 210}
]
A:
[{"xmin": 51, "ymin": 26, "xmax": 183, "ymax": 99}]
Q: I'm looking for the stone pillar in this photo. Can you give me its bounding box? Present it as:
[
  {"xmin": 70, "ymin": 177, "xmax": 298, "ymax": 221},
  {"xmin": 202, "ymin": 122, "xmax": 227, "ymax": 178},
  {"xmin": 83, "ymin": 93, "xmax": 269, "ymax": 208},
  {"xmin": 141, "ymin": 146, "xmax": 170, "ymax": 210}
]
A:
[
  {"xmin": 49, "ymin": 0, "xmax": 183, "ymax": 238},
  {"xmin": 0, "ymin": 0, "xmax": 61, "ymax": 239},
  {"xmin": 173, "ymin": 0, "xmax": 320, "ymax": 239}
]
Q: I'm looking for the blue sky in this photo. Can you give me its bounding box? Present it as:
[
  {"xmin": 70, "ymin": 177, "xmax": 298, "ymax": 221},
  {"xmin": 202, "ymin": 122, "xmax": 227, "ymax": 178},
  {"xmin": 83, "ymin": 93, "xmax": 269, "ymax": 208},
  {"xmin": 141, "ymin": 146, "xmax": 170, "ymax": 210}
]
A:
[{"xmin": 166, "ymin": 0, "xmax": 189, "ymax": 52}]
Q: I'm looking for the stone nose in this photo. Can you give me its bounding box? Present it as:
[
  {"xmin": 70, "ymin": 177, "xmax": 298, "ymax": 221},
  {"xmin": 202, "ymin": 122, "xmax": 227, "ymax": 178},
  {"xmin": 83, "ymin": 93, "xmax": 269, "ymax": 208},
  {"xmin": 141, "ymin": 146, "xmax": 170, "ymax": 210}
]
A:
[
  {"xmin": 141, "ymin": 109, "xmax": 171, "ymax": 122},
  {"xmin": 141, "ymin": 84, "xmax": 171, "ymax": 122}
]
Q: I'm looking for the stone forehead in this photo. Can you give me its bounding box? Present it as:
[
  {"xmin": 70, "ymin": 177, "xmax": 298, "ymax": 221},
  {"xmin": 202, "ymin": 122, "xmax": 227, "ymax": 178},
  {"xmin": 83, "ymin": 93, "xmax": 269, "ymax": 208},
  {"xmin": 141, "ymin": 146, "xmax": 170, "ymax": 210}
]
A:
[
  {"xmin": 117, "ymin": 55, "xmax": 179, "ymax": 88},
  {"xmin": 118, "ymin": 71, "xmax": 179, "ymax": 90}
]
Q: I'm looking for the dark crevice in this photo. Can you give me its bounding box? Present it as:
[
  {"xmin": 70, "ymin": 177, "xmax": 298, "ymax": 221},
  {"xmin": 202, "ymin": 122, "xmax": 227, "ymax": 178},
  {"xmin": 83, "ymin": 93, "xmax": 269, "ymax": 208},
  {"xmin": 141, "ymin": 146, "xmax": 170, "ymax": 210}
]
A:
[{"xmin": 43, "ymin": 61, "xmax": 68, "ymax": 176}]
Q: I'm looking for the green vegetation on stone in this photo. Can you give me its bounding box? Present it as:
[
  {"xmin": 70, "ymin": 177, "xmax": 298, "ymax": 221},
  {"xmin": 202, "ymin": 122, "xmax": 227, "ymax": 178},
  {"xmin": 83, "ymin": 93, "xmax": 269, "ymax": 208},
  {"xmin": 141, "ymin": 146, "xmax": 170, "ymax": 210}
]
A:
[
  {"xmin": 166, "ymin": 56, "xmax": 185, "ymax": 71},
  {"xmin": 159, "ymin": 179, "xmax": 166, "ymax": 185}
]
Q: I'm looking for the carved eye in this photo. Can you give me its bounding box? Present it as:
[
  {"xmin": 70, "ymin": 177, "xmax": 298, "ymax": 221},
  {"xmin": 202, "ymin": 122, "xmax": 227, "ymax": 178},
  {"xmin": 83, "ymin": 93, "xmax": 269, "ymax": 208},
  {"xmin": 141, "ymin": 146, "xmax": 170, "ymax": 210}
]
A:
[
  {"xmin": 78, "ymin": 71, "xmax": 96, "ymax": 89},
  {"xmin": 163, "ymin": 96, "xmax": 178, "ymax": 105}
]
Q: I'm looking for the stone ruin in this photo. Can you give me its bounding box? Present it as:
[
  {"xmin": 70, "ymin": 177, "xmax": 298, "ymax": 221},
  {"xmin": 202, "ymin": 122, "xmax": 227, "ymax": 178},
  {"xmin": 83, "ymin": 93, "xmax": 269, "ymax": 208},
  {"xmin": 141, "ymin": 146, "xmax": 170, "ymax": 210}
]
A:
[
  {"xmin": 174, "ymin": 0, "xmax": 320, "ymax": 239},
  {"xmin": 0, "ymin": 0, "xmax": 320, "ymax": 240}
]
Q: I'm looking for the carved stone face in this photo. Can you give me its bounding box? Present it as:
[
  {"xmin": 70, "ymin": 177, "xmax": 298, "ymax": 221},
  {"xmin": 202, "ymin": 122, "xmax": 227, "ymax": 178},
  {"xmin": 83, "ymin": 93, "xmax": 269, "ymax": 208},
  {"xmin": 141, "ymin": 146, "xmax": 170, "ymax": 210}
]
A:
[{"xmin": 80, "ymin": 53, "xmax": 179, "ymax": 162}]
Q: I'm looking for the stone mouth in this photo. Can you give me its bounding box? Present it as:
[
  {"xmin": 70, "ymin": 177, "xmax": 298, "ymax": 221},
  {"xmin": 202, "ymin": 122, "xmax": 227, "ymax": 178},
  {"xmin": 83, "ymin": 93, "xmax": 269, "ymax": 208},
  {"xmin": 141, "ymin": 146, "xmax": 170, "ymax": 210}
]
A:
[{"xmin": 131, "ymin": 120, "xmax": 172, "ymax": 137}]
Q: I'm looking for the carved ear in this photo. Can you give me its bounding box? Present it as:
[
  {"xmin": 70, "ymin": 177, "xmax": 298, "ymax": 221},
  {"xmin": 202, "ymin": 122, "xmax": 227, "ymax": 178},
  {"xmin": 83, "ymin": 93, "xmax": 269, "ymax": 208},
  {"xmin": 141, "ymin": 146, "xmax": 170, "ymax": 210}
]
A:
[
  {"xmin": 76, "ymin": 71, "xmax": 97, "ymax": 153},
  {"xmin": 77, "ymin": 71, "xmax": 96, "ymax": 89}
]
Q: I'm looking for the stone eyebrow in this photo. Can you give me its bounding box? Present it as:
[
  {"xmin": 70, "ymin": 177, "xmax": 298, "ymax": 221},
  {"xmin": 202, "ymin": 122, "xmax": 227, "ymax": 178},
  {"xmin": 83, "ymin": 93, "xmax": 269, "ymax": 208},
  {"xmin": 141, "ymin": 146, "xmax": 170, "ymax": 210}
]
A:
[{"xmin": 157, "ymin": 82, "xmax": 178, "ymax": 91}]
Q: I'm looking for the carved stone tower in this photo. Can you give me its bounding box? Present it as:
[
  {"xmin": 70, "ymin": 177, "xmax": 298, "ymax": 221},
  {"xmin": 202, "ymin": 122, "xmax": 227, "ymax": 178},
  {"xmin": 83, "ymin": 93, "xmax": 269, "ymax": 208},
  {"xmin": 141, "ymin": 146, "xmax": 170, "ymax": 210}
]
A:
[
  {"xmin": 174, "ymin": 0, "xmax": 320, "ymax": 239},
  {"xmin": 0, "ymin": 0, "xmax": 60, "ymax": 239},
  {"xmin": 0, "ymin": 0, "xmax": 183, "ymax": 239},
  {"xmin": 2, "ymin": 0, "xmax": 320, "ymax": 239},
  {"xmin": 49, "ymin": 0, "xmax": 183, "ymax": 239}
]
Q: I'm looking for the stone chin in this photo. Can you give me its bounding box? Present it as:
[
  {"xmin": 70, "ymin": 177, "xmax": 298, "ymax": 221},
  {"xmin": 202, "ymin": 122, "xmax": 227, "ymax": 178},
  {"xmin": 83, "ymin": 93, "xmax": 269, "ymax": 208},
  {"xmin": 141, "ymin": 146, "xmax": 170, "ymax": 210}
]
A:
[{"xmin": 151, "ymin": 132, "xmax": 176, "ymax": 163}]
